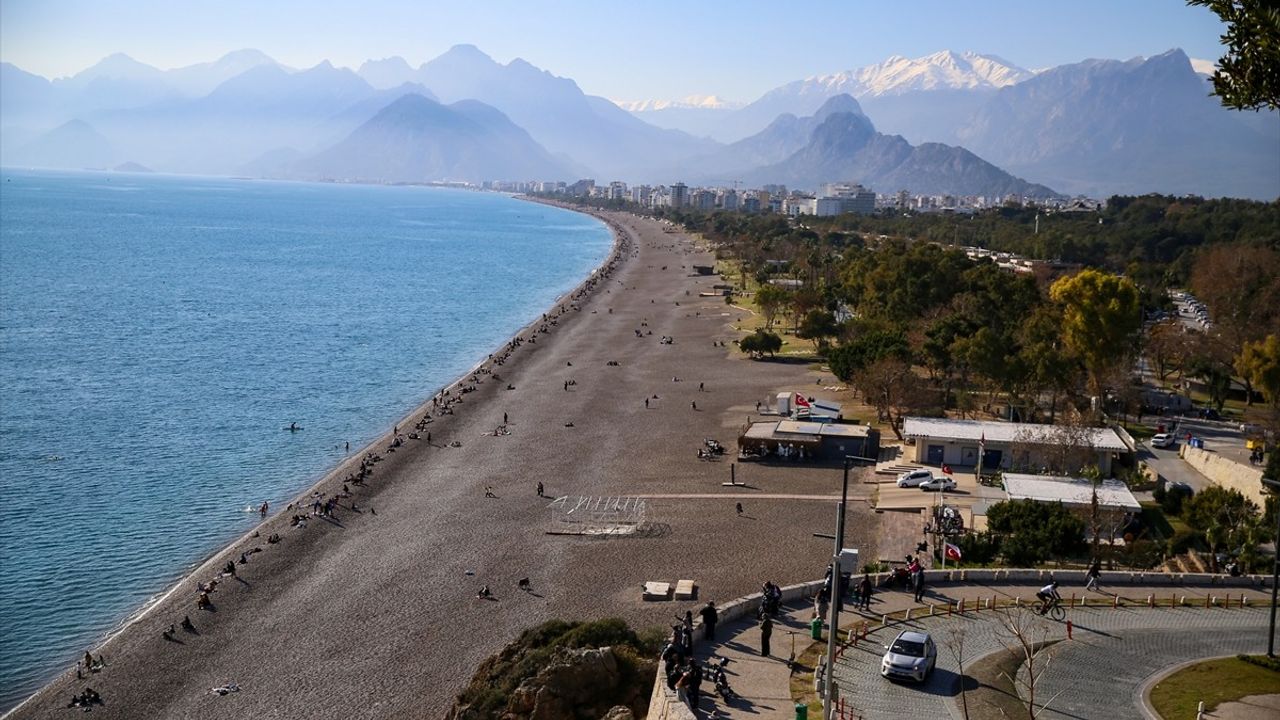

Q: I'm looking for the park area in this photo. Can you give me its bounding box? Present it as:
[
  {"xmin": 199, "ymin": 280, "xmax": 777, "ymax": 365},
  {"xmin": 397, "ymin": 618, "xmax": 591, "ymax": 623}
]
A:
[{"xmin": 1147, "ymin": 655, "xmax": 1280, "ymax": 720}]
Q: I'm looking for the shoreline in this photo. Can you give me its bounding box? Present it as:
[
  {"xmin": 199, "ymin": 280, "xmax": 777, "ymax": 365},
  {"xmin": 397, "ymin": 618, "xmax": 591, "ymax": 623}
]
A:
[
  {"xmin": 4, "ymin": 196, "xmax": 625, "ymax": 717},
  {"xmin": 10, "ymin": 207, "xmax": 867, "ymax": 719}
]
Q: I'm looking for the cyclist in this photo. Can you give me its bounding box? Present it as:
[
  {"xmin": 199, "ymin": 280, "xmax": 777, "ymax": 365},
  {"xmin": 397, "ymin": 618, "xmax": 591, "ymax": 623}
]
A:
[{"xmin": 1036, "ymin": 580, "xmax": 1061, "ymax": 615}]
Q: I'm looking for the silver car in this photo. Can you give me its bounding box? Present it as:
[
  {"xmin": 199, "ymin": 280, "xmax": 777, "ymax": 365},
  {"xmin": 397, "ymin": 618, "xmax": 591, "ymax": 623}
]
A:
[
  {"xmin": 881, "ymin": 630, "xmax": 937, "ymax": 682},
  {"xmin": 896, "ymin": 468, "xmax": 933, "ymax": 488}
]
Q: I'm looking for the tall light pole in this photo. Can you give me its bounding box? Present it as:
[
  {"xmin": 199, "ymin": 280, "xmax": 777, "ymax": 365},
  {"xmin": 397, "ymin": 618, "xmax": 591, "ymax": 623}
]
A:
[
  {"xmin": 823, "ymin": 457, "xmax": 851, "ymax": 718},
  {"xmin": 1263, "ymin": 477, "xmax": 1279, "ymax": 658}
]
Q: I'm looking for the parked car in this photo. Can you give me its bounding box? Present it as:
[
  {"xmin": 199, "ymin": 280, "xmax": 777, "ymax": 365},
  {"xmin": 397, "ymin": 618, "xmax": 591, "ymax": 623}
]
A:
[
  {"xmin": 881, "ymin": 630, "xmax": 937, "ymax": 682},
  {"xmin": 919, "ymin": 476, "xmax": 957, "ymax": 492},
  {"xmin": 896, "ymin": 468, "xmax": 933, "ymax": 488},
  {"xmin": 1151, "ymin": 433, "xmax": 1175, "ymax": 448}
]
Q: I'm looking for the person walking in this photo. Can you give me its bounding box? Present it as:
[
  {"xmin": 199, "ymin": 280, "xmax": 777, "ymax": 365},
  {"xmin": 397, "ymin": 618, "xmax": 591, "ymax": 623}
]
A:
[
  {"xmin": 1085, "ymin": 558, "xmax": 1102, "ymax": 592},
  {"xmin": 760, "ymin": 614, "xmax": 773, "ymax": 656},
  {"xmin": 735, "ymin": 502, "xmax": 743, "ymax": 517},
  {"xmin": 859, "ymin": 574, "xmax": 873, "ymax": 610},
  {"xmin": 913, "ymin": 566, "xmax": 926, "ymax": 603},
  {"xmin": 536, "ymin": 481, "xmax": 544, "ymax": 498},
  {"xmin": 699, "ymin": 601, "xmax": 719, "ymax": 642}
]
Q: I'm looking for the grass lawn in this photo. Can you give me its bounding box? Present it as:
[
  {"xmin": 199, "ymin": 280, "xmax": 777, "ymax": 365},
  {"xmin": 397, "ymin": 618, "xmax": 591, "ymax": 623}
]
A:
[{"xmin": 1148, "ymin": 656, "xmax": 1280, "ymax": 720}]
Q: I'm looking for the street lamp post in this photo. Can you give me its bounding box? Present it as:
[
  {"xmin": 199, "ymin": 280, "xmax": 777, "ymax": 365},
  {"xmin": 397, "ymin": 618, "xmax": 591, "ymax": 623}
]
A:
[
  {"xmin": 1263, "ymin": 477, "xmax": 1279, "ymax": 658},
  {"xmin": 823, "ymin": 458, "xmax": 851, "ymax": 718}
]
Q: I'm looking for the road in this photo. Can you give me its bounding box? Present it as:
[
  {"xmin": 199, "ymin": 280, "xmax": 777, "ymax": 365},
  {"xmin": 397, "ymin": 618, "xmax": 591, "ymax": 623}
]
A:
[{"xmin": 832, "ymin": 606, "xmax": 1270, "ymax": 720}]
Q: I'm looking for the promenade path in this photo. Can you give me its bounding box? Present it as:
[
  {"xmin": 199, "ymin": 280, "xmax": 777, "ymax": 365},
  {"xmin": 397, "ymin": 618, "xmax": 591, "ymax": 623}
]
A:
[{"xmin": 680, "ymin": 578, "xmax": 1274, "ymax": 720}]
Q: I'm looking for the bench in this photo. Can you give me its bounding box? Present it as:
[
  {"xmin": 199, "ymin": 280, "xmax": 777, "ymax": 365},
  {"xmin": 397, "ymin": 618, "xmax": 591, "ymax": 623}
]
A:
[
  {"xmin": 673, "ymin": 579, "xmax": 696, "ymax": 600},
  {"xmin": 642, "ymin": 581, "xmax": 671, "ymax": 601}
]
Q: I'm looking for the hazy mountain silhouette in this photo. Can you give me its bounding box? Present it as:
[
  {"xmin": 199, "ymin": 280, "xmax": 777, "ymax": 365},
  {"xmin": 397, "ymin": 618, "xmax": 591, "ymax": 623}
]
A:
[
  {"xmin": 294, "ymin": 94, "xmax": 570, "ymax": 183},
  {"xmin": 956, "ymin": 49, "xmax": 1279, "ymax": 199},
  {"xmin": 414, "ymin": 44, "xmax": 717, "ymax": 179},
  {"xmin": 739, "ymin": 106, "xmax": 1056, "ymax": 197},
  {"xmin": 9, "ymin": 119, "xmax": 117, "ymax": 169}
]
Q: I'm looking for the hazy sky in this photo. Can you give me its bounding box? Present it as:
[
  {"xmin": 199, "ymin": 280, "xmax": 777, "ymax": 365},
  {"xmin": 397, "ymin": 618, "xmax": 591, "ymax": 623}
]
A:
[{"xmin": 2, "ymin": 0, "xmax": 1227, "ymax": 101}]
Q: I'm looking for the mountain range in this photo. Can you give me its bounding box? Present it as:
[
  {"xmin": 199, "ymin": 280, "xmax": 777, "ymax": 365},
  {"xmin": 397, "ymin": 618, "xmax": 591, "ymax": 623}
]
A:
[
  {"xmin": 688, "ymin": 94, "xmax": 1054, "ymax": 197},
  {"xmin": 1, "ymin": 45, "xmax": 1276, "ymax": 200}
]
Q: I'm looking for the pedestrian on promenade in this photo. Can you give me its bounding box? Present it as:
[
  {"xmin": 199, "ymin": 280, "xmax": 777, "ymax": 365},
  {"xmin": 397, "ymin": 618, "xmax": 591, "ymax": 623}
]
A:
[
  {"xmin": 859, "ymin": 574, "xmax": 873, "ymax": 610},
  {"xmin": 536, "ymin": 481, "xmax": 545, "ymax": 497},
  {"xmin": 686, "ymin": 660, "xmax": 703, "ymax": 710},
  {"xmin": 736, "ymin": 502, "xmax": 743, "ymax": 517},
  {"xmin": 1086, "ymin": 558, "xmax": 1102, "ymax": 592},
  {"xmin": 760, "ymin": 615, "xmax": 773, "ymax": 656},
  {"xmin": 913, "ymin": 566, "xmax": 925, "ymax": 602},
  {"xmin": 700, "ymin": 601, "xmax": 719, "ymax": 641}
]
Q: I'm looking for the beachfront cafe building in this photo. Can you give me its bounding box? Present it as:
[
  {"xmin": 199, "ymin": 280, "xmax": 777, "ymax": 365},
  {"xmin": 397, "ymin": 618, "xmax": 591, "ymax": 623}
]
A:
[
  {"xmin": 901, "ymin": 417, "xmax": 1133, "ymax": 476},
  {"xmin": 739, "ymin": 419, "xmax": 879, "ymax": 463}
]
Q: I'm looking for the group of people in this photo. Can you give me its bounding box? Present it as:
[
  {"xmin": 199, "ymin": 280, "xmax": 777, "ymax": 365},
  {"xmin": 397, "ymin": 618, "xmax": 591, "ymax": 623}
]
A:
[{"xmin": 660, "ymin": 600, "xmax": 722, "ymax": 709}]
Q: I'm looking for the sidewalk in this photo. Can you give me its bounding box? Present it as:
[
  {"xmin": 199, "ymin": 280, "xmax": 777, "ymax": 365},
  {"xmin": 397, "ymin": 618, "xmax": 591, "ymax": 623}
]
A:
[{"xmin": 673, "ymin": 577, "xmax": 1274, "ymax": 720}]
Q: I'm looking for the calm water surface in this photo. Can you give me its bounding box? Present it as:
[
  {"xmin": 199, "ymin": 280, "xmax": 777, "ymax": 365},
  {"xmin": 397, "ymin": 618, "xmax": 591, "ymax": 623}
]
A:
[{"xmin": 0, "ymin": 170, "xmax": 611, "ymax": 709}]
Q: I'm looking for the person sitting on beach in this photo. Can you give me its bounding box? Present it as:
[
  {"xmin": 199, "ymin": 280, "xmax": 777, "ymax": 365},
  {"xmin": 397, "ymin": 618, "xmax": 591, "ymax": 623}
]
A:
[
  {"xmin": 197, "ymin": 592, "xmax": 212, "ymax": 610},
  {"xmin": 182, "ymin": 615, "xmax": 195, "ymax": 632},
  {"xmin": 477, "ymin": 585, "xmax": 491, "ymax": 599}
]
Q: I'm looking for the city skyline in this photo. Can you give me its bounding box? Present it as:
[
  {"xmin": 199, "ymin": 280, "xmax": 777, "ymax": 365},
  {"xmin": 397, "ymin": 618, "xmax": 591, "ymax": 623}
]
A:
[{"xmin": 2, "ymin": 0, "xmax": 1228, "ymax": 103}]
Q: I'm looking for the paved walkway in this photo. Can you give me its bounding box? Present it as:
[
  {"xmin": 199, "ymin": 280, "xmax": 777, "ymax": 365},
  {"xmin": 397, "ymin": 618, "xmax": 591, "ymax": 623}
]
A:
[{"xmin": 688, "ymin": 580, "xmax": 1273, "ymax": 720}]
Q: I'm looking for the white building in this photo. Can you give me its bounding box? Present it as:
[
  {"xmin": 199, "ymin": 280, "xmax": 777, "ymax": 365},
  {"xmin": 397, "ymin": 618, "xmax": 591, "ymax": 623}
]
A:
[{"xmin": 901, "ymin": 417, "xmax": 1132, "ymax": 476}]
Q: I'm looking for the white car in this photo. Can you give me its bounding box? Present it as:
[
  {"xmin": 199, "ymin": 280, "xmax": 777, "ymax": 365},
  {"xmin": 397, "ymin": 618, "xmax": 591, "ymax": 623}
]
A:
[
  {"xmin": 881, "ymin": 630, "xmax": 937, "ymax": 682},
  {"xmin": 1151, "ymin": 433, "xmax": 1175, "ymax": 448},
  {"xmin": 919, "ymin": 476, "xmax": 957, "ymax": 492},
  {"xmin": 896, "ymin": 468, "xmax": 933, "ymax": 488}
]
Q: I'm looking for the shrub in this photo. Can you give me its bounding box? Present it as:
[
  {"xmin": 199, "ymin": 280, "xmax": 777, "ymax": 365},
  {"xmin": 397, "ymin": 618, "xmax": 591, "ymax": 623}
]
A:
[
  {"xmin": 1167, "ymin": 528, "xmax": 1204, "ymax": 555},
  {"xmin": 986, "ymin": 499, "xmax": 1087, "ymax": 566},
  {"xmin": 956, "ymin": 531, "xmax": 1001, "ymax": 565}
]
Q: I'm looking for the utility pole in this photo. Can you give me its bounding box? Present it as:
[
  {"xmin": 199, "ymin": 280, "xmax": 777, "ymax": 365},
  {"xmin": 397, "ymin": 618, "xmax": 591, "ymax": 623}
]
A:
[{"xmin": 823, "ymin": 458, "xmax": 852, "ymax": 717}]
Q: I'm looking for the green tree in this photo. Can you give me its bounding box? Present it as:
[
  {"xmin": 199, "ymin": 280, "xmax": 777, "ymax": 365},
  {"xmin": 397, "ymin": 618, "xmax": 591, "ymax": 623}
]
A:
[
  {"xmin": 738, "ymin": 329, "xmax": 782, "ymax": 359},
  {"xmin": 1237, "ymin": 334, "xmax": 1280, "ymax": 406},
  {"xmin": 827, "ymin": 329, "xmax": 912, "ymax": 382},
  {"xmin": 796, "ymin": 309, "xmax": 838, "ymax": 352},
  {"xmin": 754, "ymin": 284, "xmax": 790, "ymax": 329},
  {"xmin": 1188, "ymin": 0, "xmax": 1280, "ymax": 111},
  {"xmin": 986, "ymin": 499, "xmax": 1088, "ymax": 566},
  {"xmin": 1184, "ymin": 485, "xmax": 1260, "ymax": 571},
  {"xmin": 1049, "ymin": 269, "xmax": 1142, "ymax": 397}
]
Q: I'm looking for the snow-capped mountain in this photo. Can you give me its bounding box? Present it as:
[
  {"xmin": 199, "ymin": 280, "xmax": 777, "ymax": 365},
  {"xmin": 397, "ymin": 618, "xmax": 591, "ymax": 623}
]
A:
[
  {"xmin": 790, "ymin": 50, "xmax": 1031, "ymax": 99},
  {"xmin": 688, "ymin": 50, "xmax": 1032, "ymax": 141},
  {"xmin": 612, "ymin": 95, "xmax": 743, "ymax": 112}
]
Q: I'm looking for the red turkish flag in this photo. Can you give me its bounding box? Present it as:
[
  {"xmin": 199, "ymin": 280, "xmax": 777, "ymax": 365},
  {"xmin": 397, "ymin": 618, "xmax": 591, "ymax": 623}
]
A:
[
  {"xmin": 793, "ymin": 393, "xmax": 811, "ymax": 408},
  {"xmin": 945, "ymin": 543, "xmax": 963, "ymax": 561},
  {"xmin": 942, "ymin": 464, "xmax": 953, "ymax": 475}
]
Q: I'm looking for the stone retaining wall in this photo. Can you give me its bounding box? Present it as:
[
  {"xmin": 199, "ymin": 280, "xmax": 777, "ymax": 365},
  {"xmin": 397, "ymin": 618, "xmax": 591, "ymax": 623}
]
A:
[{"xmin": 1179, "ymin": 444, "xmax": 1267, "ymax": 506}]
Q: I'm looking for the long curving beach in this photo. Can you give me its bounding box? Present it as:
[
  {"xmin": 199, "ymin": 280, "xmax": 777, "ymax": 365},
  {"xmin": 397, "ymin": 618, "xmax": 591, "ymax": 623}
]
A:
[{"xmin": 10, "ymin": 208, "xmax": 875, "ymax": 719}]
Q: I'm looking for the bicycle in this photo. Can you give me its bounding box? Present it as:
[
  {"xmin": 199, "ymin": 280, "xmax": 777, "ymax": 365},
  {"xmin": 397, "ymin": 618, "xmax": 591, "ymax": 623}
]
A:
[{"xmin": 1037, "ymin": 596, "xmax": 1065, "ymax": 621}]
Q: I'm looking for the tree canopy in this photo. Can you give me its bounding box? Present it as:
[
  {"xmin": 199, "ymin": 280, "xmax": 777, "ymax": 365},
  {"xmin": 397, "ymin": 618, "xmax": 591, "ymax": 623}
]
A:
[
  {"xmin": 1049, "ymin": 269, "xmax": 1141, "ymax": 396},
  {"xmin": 1188, "ymin": 0, "xmax": 1280, "ymax": 111},
  {"xmin": 985, "ymin": 499, "xmax": 1088, "ymax": 566}
]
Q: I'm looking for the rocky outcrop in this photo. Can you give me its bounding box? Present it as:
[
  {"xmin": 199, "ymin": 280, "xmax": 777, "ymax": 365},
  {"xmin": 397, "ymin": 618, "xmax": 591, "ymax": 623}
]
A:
[
  {"xmin": 500, "ymin": 647, "xmax": 651, "ymax": 720},
  {"xmin": 446, "ymin": 618, "xmax": 658, "ymax": 720}
]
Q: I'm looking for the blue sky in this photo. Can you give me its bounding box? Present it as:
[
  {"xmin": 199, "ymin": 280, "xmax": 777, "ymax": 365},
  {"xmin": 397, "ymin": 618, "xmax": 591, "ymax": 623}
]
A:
[{"xmin": 2, "ymin": 0, "xmax": 1227, "ymax": 101}]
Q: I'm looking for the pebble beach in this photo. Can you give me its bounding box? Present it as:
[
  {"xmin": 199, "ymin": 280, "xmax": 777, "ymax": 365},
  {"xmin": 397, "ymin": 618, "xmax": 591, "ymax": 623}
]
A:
[{"xmin": 10, "ymin": 207, "xmax": 876, "ymax": 719}]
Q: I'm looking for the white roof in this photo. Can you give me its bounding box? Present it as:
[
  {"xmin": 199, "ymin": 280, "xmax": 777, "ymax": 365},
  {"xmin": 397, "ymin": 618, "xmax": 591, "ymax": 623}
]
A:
[
  {"xmin": 1003, "ymin": 473, "xmax": 1141, "ymax": 511},
  {"xmin": 902, "ymin": 417, "xmax": 1129, "ymax": 452},
  {"xmin": 744, "ymin": 420, "xmax": 869, "ymax": 441}
]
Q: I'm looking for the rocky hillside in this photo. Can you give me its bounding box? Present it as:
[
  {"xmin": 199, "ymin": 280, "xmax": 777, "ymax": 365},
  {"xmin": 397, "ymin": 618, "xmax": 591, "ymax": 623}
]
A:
[{"xmin": 447, "ymin": 619, "xmax": 661, "ymax": 720}]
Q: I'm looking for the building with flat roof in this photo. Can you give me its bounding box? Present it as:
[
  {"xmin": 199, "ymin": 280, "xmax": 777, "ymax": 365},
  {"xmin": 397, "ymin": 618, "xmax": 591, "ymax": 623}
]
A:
[
  {"xmin": 1002, "ymin": 473, "xmax": 1141, "ymax": 512},
  {"xmin": 901, "ymin": 417, "xmax": 1132, "ymax": 476},
  {"xmin": 739, "ymin": 420, "xmax": 879, "ymax": 463}
]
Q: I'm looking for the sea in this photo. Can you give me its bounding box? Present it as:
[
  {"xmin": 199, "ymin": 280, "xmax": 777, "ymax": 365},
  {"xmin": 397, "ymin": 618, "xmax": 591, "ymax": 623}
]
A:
[{"xmin": 0, "ymin": 169, "xmax": 612, "ymax": 710}]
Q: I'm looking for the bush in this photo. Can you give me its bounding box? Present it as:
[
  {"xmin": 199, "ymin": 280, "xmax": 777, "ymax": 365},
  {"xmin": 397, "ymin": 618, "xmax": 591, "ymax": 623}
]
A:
[
  {"xmin": 1160, "ymin": 484, "xmax": 1192, "ymax": 515},
  {"xmin": 1239, "ymin": 654, "xmax": 1280, "ymax": 672},
  {"xmin": 986, "ymin": 499, "xmax": 1087, "ymax": 566},
  {"xmin": 1167, "ymin": 528, "xmax": 1204, "ymax": 556},
  {"xmin": 956, "ymin": 531, "xmax": 1001, "ymax": 565}
]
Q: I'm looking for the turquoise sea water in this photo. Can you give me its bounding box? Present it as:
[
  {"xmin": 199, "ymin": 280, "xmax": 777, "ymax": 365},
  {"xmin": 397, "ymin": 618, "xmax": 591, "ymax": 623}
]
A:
[{"xmin": 0, "ymin": 170, "xmax": 611, "ymax": 710}]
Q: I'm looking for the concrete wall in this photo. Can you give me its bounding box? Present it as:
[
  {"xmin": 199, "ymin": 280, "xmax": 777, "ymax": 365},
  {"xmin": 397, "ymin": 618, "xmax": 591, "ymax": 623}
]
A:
[{"xmin": 1179, "ymin": 444, "xmax": 1267, "ymax": 507}]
